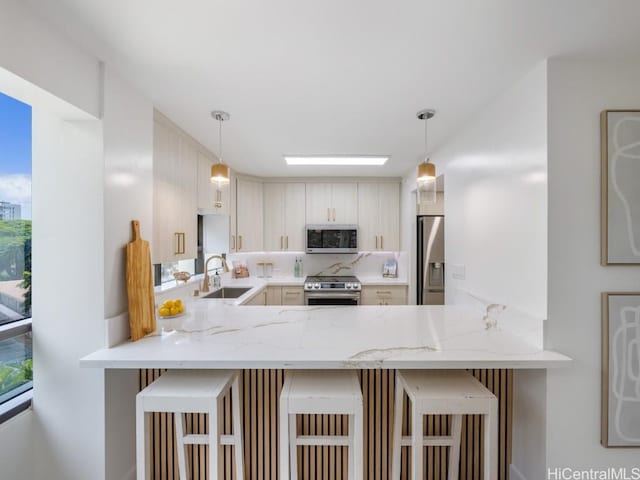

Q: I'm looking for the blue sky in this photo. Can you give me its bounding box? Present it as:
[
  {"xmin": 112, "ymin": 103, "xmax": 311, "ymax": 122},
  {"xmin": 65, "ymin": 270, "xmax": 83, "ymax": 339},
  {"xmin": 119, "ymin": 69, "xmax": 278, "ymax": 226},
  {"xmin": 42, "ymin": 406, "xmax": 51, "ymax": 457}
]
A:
[
  {"xmin": 0, "ymin": 91, "xmax": 32, "ymax": 219},
  {"xmin": 0, "ymin": 91, "xmax": 32, "ymax": 175}
]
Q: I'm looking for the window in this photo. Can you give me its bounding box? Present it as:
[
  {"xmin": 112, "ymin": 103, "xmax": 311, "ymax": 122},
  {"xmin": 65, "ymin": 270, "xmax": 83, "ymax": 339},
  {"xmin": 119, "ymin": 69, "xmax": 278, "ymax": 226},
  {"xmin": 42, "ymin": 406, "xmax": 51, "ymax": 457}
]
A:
[{"xmin": 0, "ymin": 91, "xmax": 32, "ymax": 422}]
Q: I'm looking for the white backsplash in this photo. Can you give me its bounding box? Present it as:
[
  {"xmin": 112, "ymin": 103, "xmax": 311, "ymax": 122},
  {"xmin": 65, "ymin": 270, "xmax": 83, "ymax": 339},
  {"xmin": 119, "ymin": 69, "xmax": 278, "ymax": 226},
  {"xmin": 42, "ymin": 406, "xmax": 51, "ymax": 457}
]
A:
[{"xmin": 226, "ymin": 251, "xmax": 408, "ymax": 280}]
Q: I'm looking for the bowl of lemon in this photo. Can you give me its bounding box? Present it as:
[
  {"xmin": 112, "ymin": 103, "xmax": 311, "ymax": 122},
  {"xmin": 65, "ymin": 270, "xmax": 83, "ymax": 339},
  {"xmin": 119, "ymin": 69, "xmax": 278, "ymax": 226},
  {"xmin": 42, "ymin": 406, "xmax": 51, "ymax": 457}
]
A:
[{"xmin": 158, "ymin": 299, "xmax": 186, "ymax": 318}]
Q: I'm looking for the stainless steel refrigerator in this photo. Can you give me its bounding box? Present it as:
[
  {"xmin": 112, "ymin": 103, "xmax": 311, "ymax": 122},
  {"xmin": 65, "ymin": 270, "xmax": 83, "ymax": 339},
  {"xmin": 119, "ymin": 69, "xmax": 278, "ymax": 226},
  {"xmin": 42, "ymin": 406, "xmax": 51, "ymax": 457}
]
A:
[{"xmin": 417, "ymin": 215, "xmax": 445, "ymax": 305}]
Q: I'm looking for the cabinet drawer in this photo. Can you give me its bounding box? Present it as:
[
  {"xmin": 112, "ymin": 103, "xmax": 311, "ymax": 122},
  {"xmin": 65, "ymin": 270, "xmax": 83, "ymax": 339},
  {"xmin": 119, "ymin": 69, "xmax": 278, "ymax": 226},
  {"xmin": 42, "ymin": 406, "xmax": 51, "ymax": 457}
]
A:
[
  {"xmin": 361, "ymin": 285, "xmax": 408, "ymax": 305},
  {"xmin": 281, "ymin": 287, "xmax": 304, "ymax": 306}
]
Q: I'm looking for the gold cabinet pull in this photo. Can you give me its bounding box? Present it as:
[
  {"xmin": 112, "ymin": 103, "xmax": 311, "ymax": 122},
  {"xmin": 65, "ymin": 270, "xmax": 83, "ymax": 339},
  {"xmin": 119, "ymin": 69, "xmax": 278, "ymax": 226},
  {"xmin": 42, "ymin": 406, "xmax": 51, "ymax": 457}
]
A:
[
  {"xmin": 327, "ymin": 208, "xmax": 331, "ymax": 221},
  {"xmin": 280, "ymin": 235, "xmax": 283, "ymax": 250},
  {"xmin": 332, "ymin": 208, "xmax": 336, "ymax": 221},
  {"xmin": 381, "ymin": 235, "xmax": 384, "ymax": 250},
  {"xmin": 181, "ymin": 232, "xmax": 185, "ymax": 254},
  {"xmin": 285, "ymin": 235, "xmax": 289, "ymax": 250},
  {"xmin": 231, "ymin": 235, "xmax": 236, "ymax": 250},
  {"xmin": 174, "ymin": 232, "xmax": 180, "ymax": 255},
  {"xmin": 375, "ymin": 235, "xmax": 379, "ymax": 249},
  {"xmin": 376, "ymin": 290, "xmax": 392, "ymax": 295},
  {"xmin": 285, "ymin": 291, "xmax": 301, "ymax": 295},
  {"xmin": 239, "ymin": 235, "xmax": 243, "ymax": 250}
]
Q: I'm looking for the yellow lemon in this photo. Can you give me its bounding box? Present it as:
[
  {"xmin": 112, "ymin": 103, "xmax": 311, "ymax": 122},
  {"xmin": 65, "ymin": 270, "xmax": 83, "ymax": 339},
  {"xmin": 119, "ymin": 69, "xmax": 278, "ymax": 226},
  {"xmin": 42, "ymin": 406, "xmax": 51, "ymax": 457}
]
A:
[
  {"xmin": 178, "ymin": 305, "xmax": 185, "ymax": 313},
  {"xmin": 170, "ymin": 306, "xmax": 180, "ymax": 315},
  {"xmin": 175, "ymin": 299, "xmax": 183, "ymax": 307},
  {"xmin": 158, "ymin": 307, "xmax": 171, "ymax": 317},
  {"xmin": 163, "ymin": 300, "xmax": 174, "ymax": 309}
]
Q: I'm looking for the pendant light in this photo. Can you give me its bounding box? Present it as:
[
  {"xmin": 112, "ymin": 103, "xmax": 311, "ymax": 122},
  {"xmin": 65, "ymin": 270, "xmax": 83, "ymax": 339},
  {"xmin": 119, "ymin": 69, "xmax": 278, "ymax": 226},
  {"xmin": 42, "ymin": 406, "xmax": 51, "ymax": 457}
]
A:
[
  {"xmin": 416, "ymin": 108, "xmax": 436, "ymax": 204},
  {"xmin": 211, "ymin": 110, "xmax": 230, "ymax": 186}
]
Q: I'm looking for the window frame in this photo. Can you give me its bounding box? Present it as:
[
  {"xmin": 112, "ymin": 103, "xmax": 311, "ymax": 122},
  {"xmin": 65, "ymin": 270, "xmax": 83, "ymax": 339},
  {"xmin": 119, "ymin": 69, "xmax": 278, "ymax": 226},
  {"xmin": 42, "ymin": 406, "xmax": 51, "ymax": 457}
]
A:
[{"xmin": 0, "ymin": 318, "xmax": 33, "ymax": 424}]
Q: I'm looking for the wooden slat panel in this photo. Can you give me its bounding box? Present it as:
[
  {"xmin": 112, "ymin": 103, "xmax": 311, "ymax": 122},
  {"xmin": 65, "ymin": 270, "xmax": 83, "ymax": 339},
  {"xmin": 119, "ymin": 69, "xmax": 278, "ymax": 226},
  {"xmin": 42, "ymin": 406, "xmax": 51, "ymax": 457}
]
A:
[{"xmin": 140, "ymin": 369, "xmax": 513, "ymax": 480}]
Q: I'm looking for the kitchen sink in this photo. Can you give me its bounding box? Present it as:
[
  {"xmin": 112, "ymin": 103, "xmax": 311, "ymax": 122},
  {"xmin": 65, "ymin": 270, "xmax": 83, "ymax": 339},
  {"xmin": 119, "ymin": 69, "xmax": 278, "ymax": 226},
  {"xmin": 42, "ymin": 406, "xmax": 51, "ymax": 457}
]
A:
[{"xmin": 202, "ymin": 287, "xmax": 252, "ymax": 299}]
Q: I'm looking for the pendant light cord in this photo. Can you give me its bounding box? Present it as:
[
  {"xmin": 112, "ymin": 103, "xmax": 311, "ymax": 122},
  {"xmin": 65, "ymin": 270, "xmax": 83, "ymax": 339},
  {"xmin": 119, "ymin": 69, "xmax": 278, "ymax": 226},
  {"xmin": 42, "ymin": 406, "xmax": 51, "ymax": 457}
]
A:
[
  {"xmin": 424, "ymin": 114, "xmax": 429, "ymax": 163},
  {"xmin": 218, "ymin": 118, "xmax": 223, "ymax": 165}
]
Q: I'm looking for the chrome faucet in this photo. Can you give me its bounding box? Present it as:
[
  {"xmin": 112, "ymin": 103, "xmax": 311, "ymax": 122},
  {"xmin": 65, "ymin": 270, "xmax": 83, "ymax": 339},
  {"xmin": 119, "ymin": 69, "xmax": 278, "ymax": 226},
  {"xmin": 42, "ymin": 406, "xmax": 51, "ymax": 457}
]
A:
[{"xmin": 202, "ymin": 255, "xmax": 230, "ymax": 293}]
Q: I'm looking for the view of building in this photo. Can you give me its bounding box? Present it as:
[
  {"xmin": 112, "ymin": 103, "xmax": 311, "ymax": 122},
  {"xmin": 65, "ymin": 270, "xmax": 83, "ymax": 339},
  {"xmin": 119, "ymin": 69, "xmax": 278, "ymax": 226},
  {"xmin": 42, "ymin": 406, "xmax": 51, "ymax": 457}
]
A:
[{"xmin": 0, "ymin": 201, "xmax": 21, "ymax": 220}]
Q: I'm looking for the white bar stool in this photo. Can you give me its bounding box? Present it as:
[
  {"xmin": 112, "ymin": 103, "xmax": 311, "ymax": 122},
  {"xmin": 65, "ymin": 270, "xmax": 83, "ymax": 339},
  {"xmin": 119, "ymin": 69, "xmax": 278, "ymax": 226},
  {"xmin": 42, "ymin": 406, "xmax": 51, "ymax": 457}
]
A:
[
  {"xmin": 136, "ymin": 369, "xmax": 244, "ymax": 480},
  {"xmin": 391, "ymin": 370, "xmax": 498, "ymax": 480},
  {"xmin": 279, "ymin": 370, "xmax": 363, "ymax": 480}
]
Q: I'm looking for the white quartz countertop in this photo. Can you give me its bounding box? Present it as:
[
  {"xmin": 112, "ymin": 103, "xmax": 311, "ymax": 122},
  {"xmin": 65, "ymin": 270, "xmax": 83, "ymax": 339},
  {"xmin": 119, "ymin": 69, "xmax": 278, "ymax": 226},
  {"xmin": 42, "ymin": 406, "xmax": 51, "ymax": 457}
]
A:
[{"xmin": 82, "ymin": 304, "xmax": 570, "ymax": 370}]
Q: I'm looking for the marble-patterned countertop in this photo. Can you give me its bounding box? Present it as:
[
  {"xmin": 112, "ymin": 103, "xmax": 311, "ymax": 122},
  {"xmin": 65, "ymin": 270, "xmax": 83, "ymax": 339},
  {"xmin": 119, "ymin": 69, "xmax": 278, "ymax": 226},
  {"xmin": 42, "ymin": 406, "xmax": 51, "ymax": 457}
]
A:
[{"xmin": 82, "ymin": 304, "xmax": 570, "ymax": 370}]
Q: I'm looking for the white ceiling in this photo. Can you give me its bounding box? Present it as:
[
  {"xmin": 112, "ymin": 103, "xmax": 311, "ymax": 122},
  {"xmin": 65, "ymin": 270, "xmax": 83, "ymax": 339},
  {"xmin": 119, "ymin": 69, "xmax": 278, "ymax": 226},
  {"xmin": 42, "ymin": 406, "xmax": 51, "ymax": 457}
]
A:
[{"xmin": 26, "ymin": 0, "xmax": 640, "ymax": 177}]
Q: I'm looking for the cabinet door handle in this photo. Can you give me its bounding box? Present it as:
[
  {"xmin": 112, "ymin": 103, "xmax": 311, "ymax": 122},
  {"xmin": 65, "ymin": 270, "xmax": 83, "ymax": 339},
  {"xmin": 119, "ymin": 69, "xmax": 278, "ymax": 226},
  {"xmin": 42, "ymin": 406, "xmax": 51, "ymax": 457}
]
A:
[
  {"xmin": 174, "ymin": 232, "xmax": 180, "ymax": 255},
  {"xmin": 280, "ymin": 236, "xmax": 283, "ymax": 250},
  {"xmin": 332, "ymin": 208, "xmax": 336, "ymax": 221},
  {"xmin": 375, "ymin": 235, "xmax": 379, "ymax": 249},
  {"xmin": 285, "ymin": 291, "xmax": 301, "ymax": 295},
  {"xmin": 285, "ymin": 235, "xmax": 289, "ymax": 250},
  {"xmin": 181, "ymin": 233, "xmax": 186, "ymax": 254},
  {"xmin": 231, "ymin": 235, "xmax": 236, "ymax": 250},
  {"xmin": 239, "ymin": 235, "xmax": 243, "ymax": 250},
  {"xmin": 327, "ymin": 208, "xmax": 331, "ymax": 222},
  {"xmin": 380, "ymin": 235, "xmax": 384, "ymax": 250},
  {"xmin": 376, "ymin": 290, "xmax": 392, "ymax": 295},
  {"xmin": 180, "ymin": 233, "xmax": 185, "ymax": 254}
]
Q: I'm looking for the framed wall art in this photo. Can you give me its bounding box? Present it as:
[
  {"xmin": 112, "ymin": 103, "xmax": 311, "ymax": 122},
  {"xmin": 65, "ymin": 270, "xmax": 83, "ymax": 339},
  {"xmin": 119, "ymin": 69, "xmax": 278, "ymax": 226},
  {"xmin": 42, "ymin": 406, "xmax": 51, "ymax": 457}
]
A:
[
  {"xmin": 602, "ymin": 292, "xmax": 640, "ymax": 447},
  {"xmin": 601, "ymin": 110, "xmax": 640, "ymax": 264}
]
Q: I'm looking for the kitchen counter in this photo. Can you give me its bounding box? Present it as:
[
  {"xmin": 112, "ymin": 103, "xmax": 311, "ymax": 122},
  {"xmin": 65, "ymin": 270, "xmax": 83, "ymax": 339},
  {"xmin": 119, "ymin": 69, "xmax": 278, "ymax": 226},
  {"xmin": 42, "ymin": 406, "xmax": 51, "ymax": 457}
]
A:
[{"xmin": 82, "ymin": 304, "xmax": 570, "ymax": 370}]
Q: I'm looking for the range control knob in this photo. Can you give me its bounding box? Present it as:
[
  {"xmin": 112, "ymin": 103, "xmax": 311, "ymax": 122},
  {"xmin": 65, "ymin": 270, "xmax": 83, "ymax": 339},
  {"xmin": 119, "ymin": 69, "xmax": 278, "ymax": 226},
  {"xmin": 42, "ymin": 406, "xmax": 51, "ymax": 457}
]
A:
[{"xmin": 314, "ymin": 283, "xmax": 320, "ymax": 289}]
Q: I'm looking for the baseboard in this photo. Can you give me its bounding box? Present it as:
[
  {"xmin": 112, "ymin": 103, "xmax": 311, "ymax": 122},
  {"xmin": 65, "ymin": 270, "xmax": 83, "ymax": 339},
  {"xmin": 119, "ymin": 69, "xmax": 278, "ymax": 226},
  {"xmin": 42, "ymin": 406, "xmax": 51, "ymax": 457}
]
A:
[{"xmin": 510, "ymin": 463, "xmax": 528, "ymax": 480}]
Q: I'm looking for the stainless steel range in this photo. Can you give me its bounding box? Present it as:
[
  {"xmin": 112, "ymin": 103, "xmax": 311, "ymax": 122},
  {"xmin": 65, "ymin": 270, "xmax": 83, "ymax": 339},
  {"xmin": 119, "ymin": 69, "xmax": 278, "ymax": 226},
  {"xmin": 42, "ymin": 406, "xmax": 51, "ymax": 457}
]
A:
[{"xmin": 303, "ymin": 275, "xmax": 362, "ymax": 305}]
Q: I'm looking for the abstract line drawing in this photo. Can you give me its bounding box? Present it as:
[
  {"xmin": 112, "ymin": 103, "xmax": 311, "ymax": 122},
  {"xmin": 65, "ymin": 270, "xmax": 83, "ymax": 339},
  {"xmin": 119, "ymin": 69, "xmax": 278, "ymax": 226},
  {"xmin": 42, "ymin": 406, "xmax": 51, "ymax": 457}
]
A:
[
  {"xmin": 602, "ymin": 293, "xmax": 640, "ymax": 447},
  {"xmin": 602, "ymin": 110, "xmax": 640, "ymax": 264}
]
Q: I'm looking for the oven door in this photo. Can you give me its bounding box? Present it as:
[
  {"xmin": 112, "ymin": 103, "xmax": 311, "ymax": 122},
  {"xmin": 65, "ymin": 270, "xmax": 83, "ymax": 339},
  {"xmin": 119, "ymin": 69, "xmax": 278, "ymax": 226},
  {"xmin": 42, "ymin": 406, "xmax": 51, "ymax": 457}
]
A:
[{"xmin": 304, "ymin": 292, "xmax": 360, "ymax": 306}]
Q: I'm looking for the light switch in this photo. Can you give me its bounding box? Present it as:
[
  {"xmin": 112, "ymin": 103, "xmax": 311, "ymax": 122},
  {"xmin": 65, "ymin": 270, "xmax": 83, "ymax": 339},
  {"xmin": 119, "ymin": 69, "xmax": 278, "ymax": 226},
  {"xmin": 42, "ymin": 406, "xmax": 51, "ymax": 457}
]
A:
[{"xmin": 451, "ymin": 264, "xmax": 466, "ymax": 280}]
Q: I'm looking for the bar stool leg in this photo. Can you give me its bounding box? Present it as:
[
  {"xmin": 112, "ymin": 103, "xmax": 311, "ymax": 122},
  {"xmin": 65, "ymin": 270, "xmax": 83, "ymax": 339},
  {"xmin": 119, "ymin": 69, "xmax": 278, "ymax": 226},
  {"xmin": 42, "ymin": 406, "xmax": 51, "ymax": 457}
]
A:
[
  {"xmin": 279, "ymin": 399, "xmax": 289, "ymax": 480},
  {"xmin": 231, "ymin": 375, "xmax": 245, "ymax": 480},
  {"xmin": 209, "ymin": 400, "xmax": 221, "ymax": 480},
  {"xmin": 175, "ymin": 413, "xmax": 190, "ymax": 480},
  {"xmin": 353, "ymin": 402, "xmax": 363, "ymax": 480},
  {"xmin": 447, "ymin": 415, "xmax": 462, "ymax": 480},
  {"xmin": 484, "ymin": 399, "xmax": 499, "ymax": 480},
  {"xmin": 289, "ymin": 414, "xmax": 298, "ymax": 480},
  {"xmin": 348, "ymin": 414, "xmax": 355, "ymax": 480},
  {"xmin": 410, "ymin": 403, "xmax": 423, "ymax": 480},
  {"xmin": 391, "ymin": 373, "xmax": 404, "ymax": 480},
  {"xmin": 136, "ymin": 395, "xmax": 151, "ymax": 480}
]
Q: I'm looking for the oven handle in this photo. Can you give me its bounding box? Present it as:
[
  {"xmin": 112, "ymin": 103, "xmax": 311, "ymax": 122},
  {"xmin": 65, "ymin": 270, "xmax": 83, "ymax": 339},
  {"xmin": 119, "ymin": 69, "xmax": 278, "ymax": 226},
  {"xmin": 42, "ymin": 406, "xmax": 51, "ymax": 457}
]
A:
[{"xmin": 304, "ymin": 292, "xmax": 361, "ymax": 299}]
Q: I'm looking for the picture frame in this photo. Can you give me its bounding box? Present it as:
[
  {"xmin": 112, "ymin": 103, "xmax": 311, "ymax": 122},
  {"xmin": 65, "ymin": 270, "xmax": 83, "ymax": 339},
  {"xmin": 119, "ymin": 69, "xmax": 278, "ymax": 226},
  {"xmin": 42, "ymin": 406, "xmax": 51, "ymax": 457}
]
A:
[
  {"xmin": 601, "ymin": 292, "xmax": 640, "ymax": 447},
  {"xmin": 601, "ymin": 110, "xmax": 640, "ymax": 265}
]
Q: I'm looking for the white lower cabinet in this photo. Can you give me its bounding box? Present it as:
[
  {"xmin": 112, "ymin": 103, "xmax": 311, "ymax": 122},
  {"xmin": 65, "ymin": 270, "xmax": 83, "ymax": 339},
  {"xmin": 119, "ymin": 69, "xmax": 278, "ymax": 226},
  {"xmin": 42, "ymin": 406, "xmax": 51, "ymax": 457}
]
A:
[
  {"xmin": 266, "ymin": 286, "xmax": 282, "ymax": 305},
  {"xmin": 243, "ymin": 289, "xmax": 267, "ymax": 305},
  {"xmin": 265, "ymin": 286, "xmax": 304, "ymax": 305},
  {"xmin": 281, "ymin": 287, "xmax": 304, "ymax": 305},
  {"xmin": 361, "ymin": 285, "xmax": 408, "ymax": 305}
]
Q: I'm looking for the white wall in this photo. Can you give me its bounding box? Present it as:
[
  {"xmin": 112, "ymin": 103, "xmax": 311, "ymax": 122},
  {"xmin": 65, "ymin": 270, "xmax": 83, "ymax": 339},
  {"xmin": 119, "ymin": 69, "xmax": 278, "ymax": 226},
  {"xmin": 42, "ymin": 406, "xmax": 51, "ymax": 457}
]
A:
[
  {"xmin": 424, "ymin": 62, "xmax": 548, "ymax": 478},
  {"xmin": 0, "ymin": 411, "xmax": 33, "ymax": 480},
  {"xmin": 546, "ymin": 58, "xmax": 640, "ymax": 470},
  {"xmin": 441, "ymin": 61, "xmax": 548, "ymax": 320},
  {"xmin": 0, "ymin": 0, "xmax": 101, "ymax": 118},
  {"xmin": 102, "ymin": 66, "xmax": 154, "ymax": 480},
  {"xmin": 32, "ymin": 110, "xmax": 105, "ymax": 480}
]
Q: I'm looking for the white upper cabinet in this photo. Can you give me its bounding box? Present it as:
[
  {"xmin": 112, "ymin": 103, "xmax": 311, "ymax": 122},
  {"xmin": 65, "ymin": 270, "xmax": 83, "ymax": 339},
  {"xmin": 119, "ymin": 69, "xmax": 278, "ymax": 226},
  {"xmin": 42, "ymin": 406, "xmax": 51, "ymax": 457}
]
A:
[
  {"xmin": 305, "ymin": 183, "xmax": 357, "ymax": 224},
  {"xmin": 152, "ymin": 113, "xmax": 198, "ymax": 263},
  {"xmin": 236, "ymin": 178, "xmax": 263, "ymax": 252},
  {"xmin": 357, "ymin": 182, "xmax": 400, "ymax": 251},
  {"xmin": 264, "ymin": 183, "xmax": 306, "ymax": 251},
  {"xmin": 197, "ymin": 151, "xmax": 230, "ymax": 215}
]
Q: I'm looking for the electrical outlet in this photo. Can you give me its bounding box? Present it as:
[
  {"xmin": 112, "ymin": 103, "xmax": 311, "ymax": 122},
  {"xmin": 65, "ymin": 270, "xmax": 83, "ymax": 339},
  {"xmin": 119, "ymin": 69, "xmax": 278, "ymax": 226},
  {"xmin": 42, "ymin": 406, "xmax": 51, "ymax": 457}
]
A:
[{"xmin": 451, "ymin": 264, "xmax": 466, "ymax": 280}]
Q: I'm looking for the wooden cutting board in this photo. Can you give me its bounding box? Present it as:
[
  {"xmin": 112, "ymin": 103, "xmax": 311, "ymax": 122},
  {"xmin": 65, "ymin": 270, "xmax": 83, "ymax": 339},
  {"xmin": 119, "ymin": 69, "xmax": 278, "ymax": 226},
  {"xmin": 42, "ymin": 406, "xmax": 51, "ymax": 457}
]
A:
[{"xmin": 125, "ymin": 220, "xmax": 156, "ymax": 341}]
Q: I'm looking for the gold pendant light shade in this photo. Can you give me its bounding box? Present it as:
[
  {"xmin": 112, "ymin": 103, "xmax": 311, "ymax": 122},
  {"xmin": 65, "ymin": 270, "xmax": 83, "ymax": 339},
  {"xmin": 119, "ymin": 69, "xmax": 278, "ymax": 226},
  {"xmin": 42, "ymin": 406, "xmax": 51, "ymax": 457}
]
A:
[
  {"xmin": 211, "ymin": 163, "xmax": 230, "ymax": 185},
  {"xmin": 417, "ymin": 161, "xmax": 436, "ymax": 183}
]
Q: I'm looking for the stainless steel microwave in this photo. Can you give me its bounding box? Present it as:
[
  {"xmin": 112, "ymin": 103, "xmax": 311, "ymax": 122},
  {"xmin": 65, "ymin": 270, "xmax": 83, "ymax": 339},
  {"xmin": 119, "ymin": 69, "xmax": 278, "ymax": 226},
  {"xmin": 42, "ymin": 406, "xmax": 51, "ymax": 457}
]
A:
[{"xmin": 305, "ymin": 225, "xmax": 358, "ymax": 254}]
